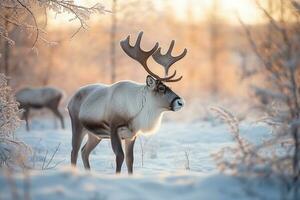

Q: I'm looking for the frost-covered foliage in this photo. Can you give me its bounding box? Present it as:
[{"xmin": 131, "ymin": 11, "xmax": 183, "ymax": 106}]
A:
[
  {"xmin": 0, "ymin": 0, "xmax": 106, "ymax": 48},
  {"xmin": 239, "ymin": 0, "xmax": 300, "ymax": 121},
  {"xmin": 236, "ymin": 0, "xmax": 300, "ymax": 190},
  {"xmin": 0, "ymin": 73, "xmax": 28, "ymax": 167},
  {"xmin": 211, "ymin": 106, "xmax": 300, "ymax": 199},
  {"xmin": 211, "ymin": 107, "xmax": 254, "ymax": 174},
  {"xmin": 0, "ymin": 74, "xmax": 20, "ymax": 136}
]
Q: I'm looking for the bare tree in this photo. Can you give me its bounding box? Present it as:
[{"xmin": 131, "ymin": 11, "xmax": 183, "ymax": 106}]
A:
[
  {"xmin": 110, "ymin": 0, "xmax": 117, "ymax": 83},
  {"xmin": 42, "ymin": 43, "xmax": 59, "ymax": 86},
  {"xmin": 3, "ymin": 14, "xmax": 10, "ymax": 77},
  {"xmin": 107, "ymin": 0, "xmax": 154, "ymax": 83},
  {"xmin": 207, "ymin": 0, "xmax": 222, "ymax": 95},
  {"xmin": 225, "ymin": 0, "xmax": 300, "ymax": 197},
  {"xmin": 0, "ymin": 0, "xmax": 106, "ymax": 48},
  {"xmin": 0, "ymin": 0, "xmax": 106, "ymax": 85},
  {"xmin": 239, "ymin": 0, "xmax": 300, "ymax": 120},
  {"xmin": 209, "ymin": 0, "xmax": 220, "ymax": 94}
]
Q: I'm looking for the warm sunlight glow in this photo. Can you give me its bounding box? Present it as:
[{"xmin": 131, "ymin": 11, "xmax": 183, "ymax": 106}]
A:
[
  {"xmin": 48, "ymin": 0, "xmax": 261, "ymax": 28},
  {"xmin": 2, "ymin": 0, "xmax": 299, "ymax": 197},
  {"xmin": 208, "ymin": 0, "xmax": 262, "ymax": 24},
  {"xmin": 168, "ymin": 0, "xmax": 261, "ymax": 24}
]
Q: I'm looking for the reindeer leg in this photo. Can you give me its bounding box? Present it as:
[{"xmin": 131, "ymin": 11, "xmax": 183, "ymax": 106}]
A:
[
  {"xmin": 125, "ymin": 137, "xmax": 136, "ymax": 174},
  {"xmin": 50, "ymin": 108, "xmax": 65, "ymax": 129},
  {"xmin": 111, "ymin": 126, "xmax": 124, "ymax": 173},
  {"xmin": 81, "ymin": 134, "xmax": 101, "ymax": 170},
  {"xmin": 70, "ymin": 115, "xmax": 84, "ymax": 166}
]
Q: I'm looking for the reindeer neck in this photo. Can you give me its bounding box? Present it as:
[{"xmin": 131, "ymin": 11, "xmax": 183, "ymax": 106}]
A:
[{"xmin": 130, "ymin": 86, "xmax": 164, "ymax": 134}]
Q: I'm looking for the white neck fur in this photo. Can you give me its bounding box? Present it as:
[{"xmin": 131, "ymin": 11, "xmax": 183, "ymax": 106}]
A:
[{"xmin": 131, "ymin": 86, "xmax": 164, "ymax": 135}]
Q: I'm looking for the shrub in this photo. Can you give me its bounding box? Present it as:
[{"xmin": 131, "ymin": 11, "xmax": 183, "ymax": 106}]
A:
[{"xmin": 0, "ymin": 73, "xmax": 28, "ymax": 168}]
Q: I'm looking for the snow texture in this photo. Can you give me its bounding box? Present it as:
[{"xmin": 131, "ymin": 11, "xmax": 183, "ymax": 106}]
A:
[{"xmin": 0, "ymin": 117, "xmax": 280, "ymax": 200}]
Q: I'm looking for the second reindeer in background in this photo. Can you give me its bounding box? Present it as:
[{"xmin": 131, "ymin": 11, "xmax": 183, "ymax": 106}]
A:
[{"xmin": 16, "ymin": 87, "xmax": 65, "ymax": 131}]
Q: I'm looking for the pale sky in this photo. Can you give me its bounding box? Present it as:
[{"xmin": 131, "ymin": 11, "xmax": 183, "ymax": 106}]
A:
[
  {"xmin": 168, "ymin": 0, "xmax": 262, "ymax": 24},
  {"xmin": 49, "ymin": 0, "xmax": 261, "ymax": 27}
]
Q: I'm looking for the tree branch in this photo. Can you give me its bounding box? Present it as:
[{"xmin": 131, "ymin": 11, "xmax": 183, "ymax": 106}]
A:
[{"xmin": 16, "ymin": 0, "xmax": 39, "ymax": 48}]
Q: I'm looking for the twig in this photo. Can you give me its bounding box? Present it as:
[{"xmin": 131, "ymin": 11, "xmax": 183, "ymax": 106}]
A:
[
  {"xmin": 184, "ymin": 150, "xmax": 190, "ymax": 170},
  {"xmin": 43, "ymin": 159, "xmax": 65, "ymax": 170},
  {"xmin": 41, "ymin": 150, "xmax": 48, "ymax": 170},
  {"xmin": 16, "ymin": 0, "xmax": 39, "ymax": 48},
  {"xmin": 44, "ymin": 143, "xmax": 61, "ymax": 169}
]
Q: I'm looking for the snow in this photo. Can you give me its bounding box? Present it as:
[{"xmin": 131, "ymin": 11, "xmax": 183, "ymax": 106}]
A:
[
  {"xmin": 0, "ymin": 168, "xmax": 282, "ymax": 200},
  {"xmin": 0, "ymin": 116, "xmax": 280, "ymax": 200}
]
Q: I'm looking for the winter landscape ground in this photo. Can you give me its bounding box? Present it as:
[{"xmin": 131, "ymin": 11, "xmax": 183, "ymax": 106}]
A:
[{"xmin": 0, "ymin": 113, "xmax": 283, "ymax": 200}]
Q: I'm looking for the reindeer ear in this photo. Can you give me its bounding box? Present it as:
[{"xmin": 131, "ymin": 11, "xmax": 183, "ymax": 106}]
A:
[{"xmin": 146, "ymin": 75, "xmax": 157, "ymax": 90}]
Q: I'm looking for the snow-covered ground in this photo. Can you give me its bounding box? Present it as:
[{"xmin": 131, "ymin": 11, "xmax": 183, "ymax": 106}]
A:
[{"xmin": 0, "ymin": 115, "xmax": 281, "ymax": 200}]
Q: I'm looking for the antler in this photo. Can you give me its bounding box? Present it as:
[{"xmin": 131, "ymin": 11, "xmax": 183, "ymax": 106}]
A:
[
  {"xmin": 120, "ymin": 32, "xmax": 178, "ymax": 82},
  {"xmin": 152, "ymin": 40, "xmax": 187, "ymax": 82}
]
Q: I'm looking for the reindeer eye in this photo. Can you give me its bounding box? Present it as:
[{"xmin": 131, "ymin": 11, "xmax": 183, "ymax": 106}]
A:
[{"xmin": 157, "ymin": 85, "xmax": 166, "ymax": 93}]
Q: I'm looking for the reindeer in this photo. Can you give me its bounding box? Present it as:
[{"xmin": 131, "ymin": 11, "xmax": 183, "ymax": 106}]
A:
[
  {"xmin": 68, "ymin": 32, "xmax": 187, "ymax": 174},
  {"xmin": 16, "ymin": 87, "xmax": 65, "ymax": 131}
]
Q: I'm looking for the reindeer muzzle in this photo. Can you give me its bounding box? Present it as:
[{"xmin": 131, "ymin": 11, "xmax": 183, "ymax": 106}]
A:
[{"xmin": 170, "ymin": 97, "xmax": 185, "ymax": 111}]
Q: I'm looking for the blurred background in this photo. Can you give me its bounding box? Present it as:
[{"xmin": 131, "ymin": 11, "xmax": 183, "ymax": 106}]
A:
[
  {"xmin": 1, "ymin": 2, "xmax": 300, "ymax": 196},
  {"xmin": 0, "ymin": 0, "xmax": 296, "ymax": 109}
]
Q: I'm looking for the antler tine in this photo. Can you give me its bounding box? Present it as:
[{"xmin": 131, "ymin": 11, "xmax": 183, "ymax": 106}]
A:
[
  {"xmin": 125, "ymin": 35, "xmax": 131, "ymax": 46},
  {"xmin": 167, "ymin": 40, "xmax": 175, "ymax": 54},
  {"xmin": 135, "ymin": 31, "xmax": 143, "ymax": 48},
  {"xmin": 121, "ymin": 31, "xmax": 157, "ymax": 65},
  {"xmin": 152, "ymin": 40, "xmax": 187, "ymax": 82},
  {"xmin": 165, "ymin": 75, "xmax": 183, "ymax": 82},
  {"xmin": 120, "ymin": 32, "xmax": 180, "ymax": 82}
]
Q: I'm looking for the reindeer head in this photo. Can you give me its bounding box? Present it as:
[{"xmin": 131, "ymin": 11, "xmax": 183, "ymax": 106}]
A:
[{"xmin": 120, "ymin": 32, "xmax": 187, "ymax": 112}]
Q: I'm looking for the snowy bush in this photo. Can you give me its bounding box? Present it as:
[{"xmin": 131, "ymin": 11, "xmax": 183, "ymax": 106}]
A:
[
  {"xmin": 0, "ymin": 73, "xmax": 29, "ymax": 167},
  {"xmin": 244, "ymin": 0, "xmax": 300, "ymax": 187},
  {"xmin": 211, "ymin": 106, "xmax": 300, "ymax": 199},
  {"xmin": 233, "ymin": 2, "xmax": 300, "ymax": 195}
]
